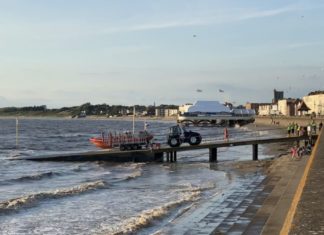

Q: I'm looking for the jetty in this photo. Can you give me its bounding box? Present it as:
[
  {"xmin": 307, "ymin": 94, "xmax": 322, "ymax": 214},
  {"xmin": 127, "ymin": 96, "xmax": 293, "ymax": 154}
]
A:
[{"xmin": 11, "ymin": 135, "xmax": 316, "ymax": 162}]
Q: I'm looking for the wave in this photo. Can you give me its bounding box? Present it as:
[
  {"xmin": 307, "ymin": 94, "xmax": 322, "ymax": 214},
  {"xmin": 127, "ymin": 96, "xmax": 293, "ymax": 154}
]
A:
[
  {"xmin": 0, "ymin": 180, "xmax": 106, "ymax": 213},
  {"xmin": 125, "ymin": 169, "xmax": 142, "ymax": 180},
  {"xmin": 0, "ymin": 171, "xmax": 59, "ymax": 185},
  {"xmin": 99, "ymin": 186, "xmax": 201, "ymax": 235},
  {"xmin": 44, "ymin": 133, "xmax": 87, "ymax": 138},
  {"xmin": 112, "ymin": 163, "xmax": 144, "ymax": 182}
]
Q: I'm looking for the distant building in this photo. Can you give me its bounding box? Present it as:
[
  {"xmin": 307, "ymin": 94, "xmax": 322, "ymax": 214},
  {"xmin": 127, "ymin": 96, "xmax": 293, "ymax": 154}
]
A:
[
  {"xmin": 273, "ymin": 89, "xmax": 284, "ymax": 104},
  {"xmin": 165, "ymin": 109, "xmax": 178, "ymax": 116},
  {"xmin": 270, "ymin": 104, "xmax": 280, "ymax": 115},
  {"xmin": 78, "ymin": 110, "xmax": 87, "ymax": 118},
  {"xmin": 278, "ymin": 99, "xmax": 298, "ymax": 116},
  {"xmin": 155, "ymin": 108, "xmax": 165, "ymax": 117},
  {"xmin": 258, "ymin": 104, "xmax": 272, "ymax": 116},
  {"xmin": 297, "ymin": 100, "xmax": 311, "ymax": 116},
  {"xmin": 303, "ymin": 92, "xmax": 324, "ymax": 116},
  {"xmin": 245, "ymin": 102, "xmax": 271, "ymax": 115},
  {"xmin": 178, "ymin": 103, "xmax": 193, "ymax": 115},
  {"xmin": 155, "ymin": 108, "xmax": 178, "ymax": 117}
]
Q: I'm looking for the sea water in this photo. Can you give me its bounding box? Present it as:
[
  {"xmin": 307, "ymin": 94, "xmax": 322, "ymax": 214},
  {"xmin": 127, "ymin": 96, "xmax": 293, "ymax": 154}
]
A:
[{"xmin": 0, "ymin": 118, "xmax": 284, "ymax": 234}]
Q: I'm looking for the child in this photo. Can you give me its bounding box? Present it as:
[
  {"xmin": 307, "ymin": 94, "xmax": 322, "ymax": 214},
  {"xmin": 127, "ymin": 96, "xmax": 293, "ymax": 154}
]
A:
[
  {"xmin": 297, "ymin": 146, "xmax": 305, "ymax": 157},
  {"xmin": 291, "ymin": 146, "xmax": 298, "ymax": 160}
]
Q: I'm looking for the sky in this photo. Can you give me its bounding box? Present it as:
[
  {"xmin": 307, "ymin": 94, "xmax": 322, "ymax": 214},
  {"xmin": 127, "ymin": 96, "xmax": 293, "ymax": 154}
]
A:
[{"xmin": 0, "ymin": 0, "xmax": 324, "ymax": 108}]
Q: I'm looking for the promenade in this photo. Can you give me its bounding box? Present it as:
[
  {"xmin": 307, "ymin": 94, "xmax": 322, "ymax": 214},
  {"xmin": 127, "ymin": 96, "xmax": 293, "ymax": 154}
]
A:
[
  {"xmin": 243, "ymin": 130, "xmax": 324, "ymax": 235},
  {"xmin": 287, "ymin": 129, "xmax": 324, "ymax": 234},
  {"xmin": 164, "ymin": 130, "xmax": 323, "ymax": 234}
]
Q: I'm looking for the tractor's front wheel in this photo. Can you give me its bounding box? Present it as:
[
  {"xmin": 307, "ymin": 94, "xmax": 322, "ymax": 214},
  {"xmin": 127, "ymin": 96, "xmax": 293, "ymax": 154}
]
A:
[{"xmin": 169, "ymin": 137, "xmax": 181, "ymax": 147}]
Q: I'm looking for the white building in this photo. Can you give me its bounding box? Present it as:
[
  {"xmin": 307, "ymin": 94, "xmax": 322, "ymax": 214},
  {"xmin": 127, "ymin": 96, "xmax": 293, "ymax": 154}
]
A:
[
  {"xmin": 277, "ymin": 99, "xmax": 298, "ymax": 116},
  {"xmin": 303, "ymin": 93, "xmax": 324, "ymax": 116},
  {"xmin": 165, "ymin": 109, "xmax": 178, "ymax": 116},
  {"xmin": 270, "ymin": 104, "xmax": 280, "ymax": 115},
  {"xmin": 258, "ymin": 104, "xmax": 272, "ymax": 115},
  {"xmin": 155, "ymin": 108, "xmax": 178, "ymax": 117},
  {"xmin": 178, "ymin": 103, "xmax": 193, "ymax": 115}
]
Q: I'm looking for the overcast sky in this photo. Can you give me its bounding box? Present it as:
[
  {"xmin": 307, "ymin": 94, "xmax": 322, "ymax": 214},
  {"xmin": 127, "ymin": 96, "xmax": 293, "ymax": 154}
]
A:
[{"xmin": 1, "ymin": 0, "xmax": 324, "ymax": 108}]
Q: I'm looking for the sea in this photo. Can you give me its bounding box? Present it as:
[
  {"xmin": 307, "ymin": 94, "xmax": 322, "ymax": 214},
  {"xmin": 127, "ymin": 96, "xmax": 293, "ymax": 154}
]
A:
[{"xmin": 0, "ymin": 118, "xmax": 285, "ymax": 235}]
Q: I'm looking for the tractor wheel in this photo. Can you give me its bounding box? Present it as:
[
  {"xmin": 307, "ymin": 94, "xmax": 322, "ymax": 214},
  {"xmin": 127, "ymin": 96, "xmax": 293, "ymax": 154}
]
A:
[
  {"xmin": 169, "ymin": 137, "xmax": 180, "ymax": 147},
  {"xmin": 189, "ymin": 135, "xmax": 201, "ymax": 145}
]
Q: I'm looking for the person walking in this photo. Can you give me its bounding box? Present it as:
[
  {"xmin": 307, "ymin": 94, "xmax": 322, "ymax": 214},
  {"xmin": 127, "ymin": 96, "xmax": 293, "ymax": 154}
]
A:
[
  {"xmin": 319, "ymin": 121, "xmax": 323, "ymax": 131},
  {"xmin": 224, "ymin": 128, "xmax": 229, "ymax": 141},
  {"xmin": 287, "ymin": 123, "xmax": 291, "ymax": 137},
  {"xmin": 297, "ymin": 124, "xmax": 301, "ymax": 136},
  {"xmin": 291, "ymin": 122, "xmax": 295, "ymax": 135},
  {"xmin": 311, "ymin": 121, "xmax": 317, "ymax": 134},
  {"xmin": 307, "ymin": 123, "xmax": 312, "ymax": 136}
]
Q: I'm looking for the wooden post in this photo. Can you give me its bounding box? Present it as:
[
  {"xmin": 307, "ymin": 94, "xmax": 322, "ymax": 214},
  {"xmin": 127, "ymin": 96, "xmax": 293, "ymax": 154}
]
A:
[
  {"xmin": 209, "ymin": 148, "xmax": 217, "ymax": 162},
  {"xmin": 170, "ymin": 152, "xmax": 174, "ymax": 162},
  {"xmin": 166, "ymin": 152, "xmax": 170, "ymax": 162},
  {"xmin": 252, "ymin": 144, "xmax": 258, "ymax": 161},
  {"xmin": 16, "ymin": 117, "xmax": 19, "ymax": 149},
  {"xmin": 174, "ymin": 151, "xmax": 177, "ymax": 162},
  {"xmin": 154, "ymin": 152, "xmax": 163, "ymax": 162}
]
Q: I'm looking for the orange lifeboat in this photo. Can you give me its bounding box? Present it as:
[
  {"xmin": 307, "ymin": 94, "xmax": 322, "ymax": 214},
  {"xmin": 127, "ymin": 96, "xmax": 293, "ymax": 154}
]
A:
[{"xmin": 89, "ymin": 137, "xmax": 112, "ymax": 149}]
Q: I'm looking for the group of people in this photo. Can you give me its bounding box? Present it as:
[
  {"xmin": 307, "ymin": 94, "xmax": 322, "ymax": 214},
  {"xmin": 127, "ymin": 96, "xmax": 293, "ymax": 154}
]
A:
[
  {"xmin": 287, "ymin": 120, "xmax": 323, "ymax": 160},
  {"xmin": 287, "ymin": 121, "xmax": 322, "ymax": 137},
  {"xmin": 291, "ymin": 143, "xmax": 312, "ymax": 160}
]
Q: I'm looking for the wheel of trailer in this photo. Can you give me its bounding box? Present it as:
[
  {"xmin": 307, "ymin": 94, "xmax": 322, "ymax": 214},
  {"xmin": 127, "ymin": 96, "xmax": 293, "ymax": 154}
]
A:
[
  {"xmin": 133, "ymin": 145, "xmax": 138, "ymax": 150},
  {"xmin": 120, "ymin": 145, "xmax": 126, "ymax": 151},
  {"xmin": 169, "ymin": 137, "xmax": 180, "ymax": 147}
]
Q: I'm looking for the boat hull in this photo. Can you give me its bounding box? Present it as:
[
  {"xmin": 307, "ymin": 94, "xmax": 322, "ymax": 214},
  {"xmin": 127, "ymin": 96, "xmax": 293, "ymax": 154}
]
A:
[{"xmin": 89, "ymin": 138, "xmax": 111, "ymax": 149}]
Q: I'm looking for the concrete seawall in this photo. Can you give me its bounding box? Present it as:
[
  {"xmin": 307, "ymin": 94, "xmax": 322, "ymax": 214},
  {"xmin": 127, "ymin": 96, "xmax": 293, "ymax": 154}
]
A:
[
  {"xmin": 255, "ymin": 116, "xmax": 323, "ymax": 128},
  {"xmin": 286, "ymin": 128, "xmax": 324, "ymax": 234}
]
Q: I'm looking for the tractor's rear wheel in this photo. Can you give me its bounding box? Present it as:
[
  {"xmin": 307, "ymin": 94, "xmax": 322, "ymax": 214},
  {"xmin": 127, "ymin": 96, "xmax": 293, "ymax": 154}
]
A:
[{"xmin": 189, "ymin": 136, "xmax": 201, "ymax": 145}]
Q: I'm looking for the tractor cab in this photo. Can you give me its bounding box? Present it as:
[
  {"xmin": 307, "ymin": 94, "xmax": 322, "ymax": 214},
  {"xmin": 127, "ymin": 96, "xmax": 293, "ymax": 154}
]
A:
[{"xmin": 169, "ymin": 125, "xmax": 183, "ymax": 136}]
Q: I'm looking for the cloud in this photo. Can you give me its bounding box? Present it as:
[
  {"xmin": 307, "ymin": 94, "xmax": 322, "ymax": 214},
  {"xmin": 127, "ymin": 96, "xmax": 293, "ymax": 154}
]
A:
[
  {"xmin": 287, "ymin": 41, "xmax": 323, "ymax": 49},
  {"xmin": 100, "ymin": 4, "xmax": 304, "ymax": 34},
  {"xmin": 102, "ymin": 19, "xmax": 207, "ymax": 34},
  {"xmin": 238, "ymin": 5, "xmax": 298, "ymax": 20}
]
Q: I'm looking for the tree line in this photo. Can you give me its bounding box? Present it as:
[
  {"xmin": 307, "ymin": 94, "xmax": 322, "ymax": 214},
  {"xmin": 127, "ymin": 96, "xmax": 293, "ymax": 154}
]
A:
[{"xmin": 0, "ymin": 103, "xmax": 179, "ymax": 117}]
